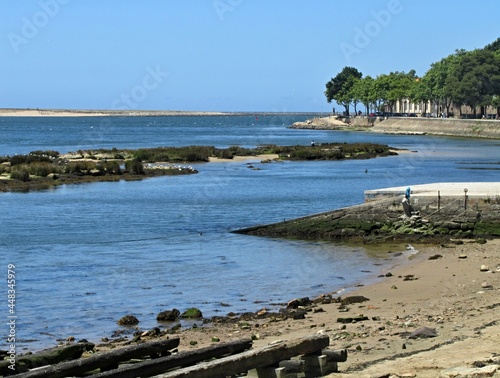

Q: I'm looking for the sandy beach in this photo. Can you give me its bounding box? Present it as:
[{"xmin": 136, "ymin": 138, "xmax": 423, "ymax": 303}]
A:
[{"xmin": 98, "ymin": 239, "xmax": 499, "ymax": 377}]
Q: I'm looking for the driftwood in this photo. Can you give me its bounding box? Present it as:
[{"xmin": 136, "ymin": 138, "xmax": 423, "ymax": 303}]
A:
[
  {"xmin": 89, "ymin": 339, "xmax": 253, "ymax": 378},
  {"xmin": 0, "ymin": 342, "xmax": 94, "ymax": 375},
  {"xmin": 155, "ymin": 334, "xmax": 330, "ymax": 378},
  {"xmin": 11, "ymin": 337, "xmax": 180, "ymax": 378}
]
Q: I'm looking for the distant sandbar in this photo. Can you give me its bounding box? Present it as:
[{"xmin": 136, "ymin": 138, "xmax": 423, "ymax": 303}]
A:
[{"xmin": 0, "ymin": 108, "xmax": 228, "ymax": 117}]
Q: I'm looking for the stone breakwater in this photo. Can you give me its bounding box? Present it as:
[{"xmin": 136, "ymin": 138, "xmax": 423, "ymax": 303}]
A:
[
  {"xmin": 291, "ymin": 116, "xmax": 500, "ymax": 139},
  {"xmin": 369, "ymin": 117, "xmax": 500, "ymax": 139},
  {"xmin": 234, "ymin": 192, "xmax": 500, "ymax": 242}
]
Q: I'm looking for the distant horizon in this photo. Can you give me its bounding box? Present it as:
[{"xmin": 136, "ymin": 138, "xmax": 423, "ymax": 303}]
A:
[{"xmin": 0, "ymin": 107, "xmax": 328, "ymax": 115}]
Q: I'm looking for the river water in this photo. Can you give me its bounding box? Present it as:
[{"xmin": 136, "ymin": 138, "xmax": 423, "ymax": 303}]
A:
[{"xmin": 1, "ymin": 114, "xmax": 499, "ymax": 352}]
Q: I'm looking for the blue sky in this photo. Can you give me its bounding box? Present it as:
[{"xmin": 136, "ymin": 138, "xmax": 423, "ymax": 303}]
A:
[{"xmin": 1, "ymin": 0, "xmax": 499, "ymax": 112}]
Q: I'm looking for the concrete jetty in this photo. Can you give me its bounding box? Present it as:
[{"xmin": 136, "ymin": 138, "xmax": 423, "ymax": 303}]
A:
[
  {"xmin": 365, "ymin": 182, "xmax": 500, "ymax": 201},
  {"xmin": 235, "ymin": 182, "xmax": 500, "ymax": 242}
]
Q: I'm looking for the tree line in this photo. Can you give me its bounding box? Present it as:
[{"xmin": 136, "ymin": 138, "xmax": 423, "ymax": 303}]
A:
[{"xmin": 325, "ymin": 38, "xmax": 500, "ymax": 118}]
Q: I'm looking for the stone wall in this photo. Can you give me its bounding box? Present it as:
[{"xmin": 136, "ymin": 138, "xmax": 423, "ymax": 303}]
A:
[{"xmin": 371, "ymin": 118, "xmax": 500, "ymax": 139}]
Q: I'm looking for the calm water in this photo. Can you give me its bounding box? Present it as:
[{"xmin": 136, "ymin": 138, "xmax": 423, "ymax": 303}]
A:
[{"xmin": 1, "ymin": 115, "xmax": 499, "ymax": 352}]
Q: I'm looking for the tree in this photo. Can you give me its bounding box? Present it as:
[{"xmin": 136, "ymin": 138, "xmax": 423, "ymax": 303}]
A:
[
  {"xmin": 374, "ymin": 71, "xmax": 417, "ymax": 113},
  {"xmin": 423, "ymin": 52, "xmax": 461, "ymax": 115},
  {"xmin": 484, "ymin": 37, "xmax": 500, "ymax": 53},
  {"xmin": 446, "ymin": 49, "xmax": 500, "ymax": 116},
  {"xmin": 325, "ymin": 67, "xmax": 362, "ymax": 115},
  {"xmin": 352, "ymin": 76, "xmax": 376, "ymax": 115},
  {"xmin": 409, "ymin": 76, "xmax": 431, "ymax": 114}
]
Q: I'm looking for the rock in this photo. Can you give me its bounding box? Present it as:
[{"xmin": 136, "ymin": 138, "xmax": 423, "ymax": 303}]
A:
[
  {"xmin": 156, "ymin": 309, "xmax": 180, "ymax": 321},
  {"xmin": 117, "ymin": 314, "xmax": 139, "ymax": 326},
  {"xmin": 480, "ymin": 265, "xmax": 490, "ymax": 272},
  {"xmin": 180, "ymin": 307, "xmax": 203, "ymax": 319},
  {"xmin": 340, "ymin": 296, "xmax": 370, "ymax": 305},
  {"xmin": 408, "ymin": 326, "xmax": 437, "ymax": 339},
  {"xmin": 440, "ymin": 365, "xmax": 498, "ymax": 377},
  {"xmin": 429, "ymin": 254, "xmax": 443, "ymax": 260},
  {"xmin": 291, "ymin": 310, "xmax": 307, "ymax": 320},
  {"xmin": 458, "ymin": 254, "xmax": 468, "ymax": 259},
  {"xmin": 257, "ymin": 308, "xmax": 268, "ymax": 317},
  {"xmin": 287, "ymin": 297, "xmax": 312, "ymax": 309},
  {"xmin": 403, "ymin": 275, "xmax": 418, "ymax": 281},
  {"xmin": 336, "ymin": 315, "xmax": 369, "ymax": 323},
  {"xmin": 481, "ymin": 281, "xmax": 493, "ymax": 289}
]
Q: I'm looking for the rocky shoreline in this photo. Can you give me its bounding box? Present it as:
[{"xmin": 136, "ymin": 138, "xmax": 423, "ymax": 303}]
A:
[{"xmin": 7, "ymin": 240, "xmax": 498, "ymax": 377}]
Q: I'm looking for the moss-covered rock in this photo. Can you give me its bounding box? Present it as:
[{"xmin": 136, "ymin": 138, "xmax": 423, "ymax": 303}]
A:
[{"xmin": 181, "ymin": 308, "xmax": 203, "ymax": 319}]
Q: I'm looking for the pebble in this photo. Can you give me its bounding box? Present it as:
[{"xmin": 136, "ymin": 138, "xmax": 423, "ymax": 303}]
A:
[
  {"xmin": 481, "ymin": 281, "xmax": 493, "ymax": 289},
  {"xmin": 480, "ymin": 265, "xmax": 489, "ymax": 272},
  {"xmin": 458, "ymin": 254, "xmax": 467, "ymax": 259}
]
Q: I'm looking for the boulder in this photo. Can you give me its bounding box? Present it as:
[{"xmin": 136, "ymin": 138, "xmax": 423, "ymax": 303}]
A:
[
  {"xmin": 287, "ymin": 297, "xmax": 312, "ymax": 309},
  {"xmin": 180, "ymin": 307, "xmax": 203, "ymax": 319},
  {"xmin": 156, "ymin": 309, "xmax": 180, "ymax": 322},
  {"xmin": 117, "ymin": 314, "xmax": 139, "ymax": 326}
]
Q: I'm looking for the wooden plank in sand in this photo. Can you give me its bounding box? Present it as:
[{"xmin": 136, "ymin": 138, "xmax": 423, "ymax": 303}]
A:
[
  {"xmin": 89, "ymin": 338, "xmax": 253, "ymax": 378},
  {"xmin": 155, "ymin": 334, "xmax": 330, "ymax": 378},
  {"xmin": 12, "ymin": 337, "xmax": 180, "ymax": 378}
]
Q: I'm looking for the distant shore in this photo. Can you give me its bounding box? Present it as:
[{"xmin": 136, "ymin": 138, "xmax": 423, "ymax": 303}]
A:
[
  {"xmin": 0, "ymin": 108, "xmax": 324, "ymax": 117},
  {"xmin": 0, "ymin": 108, "xmax": 228, "ymax": 117}
]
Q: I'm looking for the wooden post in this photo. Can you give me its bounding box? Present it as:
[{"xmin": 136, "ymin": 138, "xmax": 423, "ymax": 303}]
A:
[
  {"xmin": 301, "ymin": 352, "xmax": 340, "ymax": 375},
  {"xmin": 438, "ymin": 190, "xmax": 440, "ymax": 210}
]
